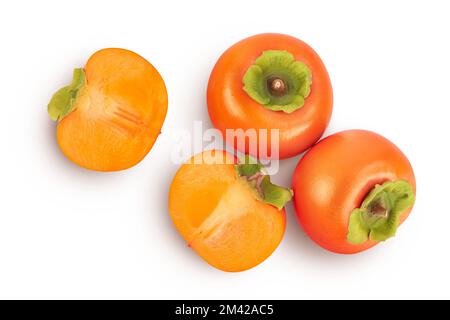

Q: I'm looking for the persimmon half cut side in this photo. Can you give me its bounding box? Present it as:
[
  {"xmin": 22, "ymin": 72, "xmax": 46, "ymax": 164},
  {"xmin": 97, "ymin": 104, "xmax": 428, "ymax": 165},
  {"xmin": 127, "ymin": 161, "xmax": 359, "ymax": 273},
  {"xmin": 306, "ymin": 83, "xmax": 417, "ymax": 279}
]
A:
[
  {"xmin": 292, "ymin": 130, "xmax": 416, "ymax": 254},
  {"xmin": 207, "ymin": 33, "xmax": 333, "ymax": 159},
  {"xmin": 48, "ymin": 48, "xmax": 168, "ymax": 171},
  {"xmin": 169, "ymin": 150, "xmax": 290, "ymax": 272}
]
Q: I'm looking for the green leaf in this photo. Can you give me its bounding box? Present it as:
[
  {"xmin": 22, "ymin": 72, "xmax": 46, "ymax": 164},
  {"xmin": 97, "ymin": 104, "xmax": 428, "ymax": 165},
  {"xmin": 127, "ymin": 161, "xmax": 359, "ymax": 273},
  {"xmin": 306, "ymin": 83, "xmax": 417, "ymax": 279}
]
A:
[
  {"xmin": 48, "ymin": 68, "xmax": 86, "ymax": 121},
  {"xmin": 234, "ymin": 155, "xmax": 263, "ymax": 177},
  {"xmin": 235, "ymin": 156, "xmax": 293, "ymax": 210},
  {"xmin": 260, "ymin": 175, "xmax": 293, "ymax": 210},
  {"xmin": 347, "ymin": 209, "xmax": 370, "ymax": 244},
  {"xmin": 254, "ymin": 50, "xmax": 295, "ymax": 71},
  {"xmin": 48, "ymin": 86, "xmax": 72, "ymax": 121},
  {"xmin": 242, "ymin": 50, "xmax": 312, "ymax": 113},
  {"xmin": 346, "ymin": 180, "xmax": 415, "ymax": 245},
  {"xmin": 242, "ymin": 65, "xmax": 269, "ymax": 105},
  {"xmin": 264, "ymin": 95, "xmax": 305, "ymax": 114}
]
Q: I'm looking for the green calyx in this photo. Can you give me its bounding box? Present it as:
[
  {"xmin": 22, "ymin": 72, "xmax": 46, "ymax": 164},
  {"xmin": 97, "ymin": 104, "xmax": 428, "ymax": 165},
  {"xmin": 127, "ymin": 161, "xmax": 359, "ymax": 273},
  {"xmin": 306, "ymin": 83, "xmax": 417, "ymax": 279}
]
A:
[
  {"xmin": 235, "ymin": 156, "xmax": 293, "ymax": 210},
  {"xmin": 347, "ymin": 180, "xmax": 415, "ymax": 245},
  {"xmin": 242, "ymin": 50, "xmax": 312, "ymax": 113},
  {"xmin": 48, "ymin": 68, "xmax": 86, "ymax": 121}
]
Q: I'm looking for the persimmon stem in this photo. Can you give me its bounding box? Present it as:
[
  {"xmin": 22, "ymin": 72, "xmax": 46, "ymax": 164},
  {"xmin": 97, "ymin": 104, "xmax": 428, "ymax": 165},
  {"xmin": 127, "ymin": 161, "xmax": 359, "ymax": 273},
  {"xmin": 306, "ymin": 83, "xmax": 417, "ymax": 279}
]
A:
[
  {"xmin": 267, "ymin": 77, "xmax": 288, "ymax": 97},
  {"xmin": 235, "ymin": 156, "xmax": 292, "ymax": 210},
  {"xmin": 346, "ymin": 180, "xmax": 415, "ymax": 244},
  {"xmin": 368, "ymin": 200, "xmax": 389, "ymax": 218},
  {"xmin": 242, "ymin": 50, "xmax": 312, "ymax": 113},
  {"xmin": 247, "ymin": 171, "xmax": 266, "ymax": 197},
  {"xmin": 47, "ymin": 68, "xmax": 86, "ymax": 121}
]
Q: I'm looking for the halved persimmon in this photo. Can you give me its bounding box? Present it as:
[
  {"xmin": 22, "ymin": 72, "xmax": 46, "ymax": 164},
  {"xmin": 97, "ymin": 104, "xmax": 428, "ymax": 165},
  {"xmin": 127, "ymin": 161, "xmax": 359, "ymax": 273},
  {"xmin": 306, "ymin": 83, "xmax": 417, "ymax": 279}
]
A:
[
  {"xmin": 168, "ymin": 150, "xmax": 291, "ymax": 272},
  {"xmin": 48, "ymin": 48, "xmax": 168, "ymax": 171}
]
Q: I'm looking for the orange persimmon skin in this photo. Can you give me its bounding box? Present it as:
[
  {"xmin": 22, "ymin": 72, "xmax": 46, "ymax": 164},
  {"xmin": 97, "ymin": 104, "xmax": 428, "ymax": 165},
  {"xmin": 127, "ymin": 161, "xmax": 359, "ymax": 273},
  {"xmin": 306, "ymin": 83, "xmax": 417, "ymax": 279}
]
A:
[
  {"xmin": 292, "ymin": 130, "xmax": 416, "ymax": 254},
  {"xmin": 207, "ymin": 33, "xmax": 333, "ymax": 159},
  {"xmin": 57, "ymin": 48, "xmax": 168, "ymax": 171},
  {"xmin": 169, "ymin": 150, "xmax": 286, "ymax": 272}
]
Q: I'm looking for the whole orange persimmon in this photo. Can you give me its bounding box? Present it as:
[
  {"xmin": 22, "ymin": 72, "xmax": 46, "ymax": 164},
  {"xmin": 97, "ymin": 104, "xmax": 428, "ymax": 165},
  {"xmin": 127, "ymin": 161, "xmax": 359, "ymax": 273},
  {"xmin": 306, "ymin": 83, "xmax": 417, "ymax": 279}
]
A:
[
  {"xmin": 169, "ymin": 150, "xmax": 291, "ymax": 272},
  {"xmin": 292, "ymin": 130, "xmax": 416, "ymax": 254},
  {"xmin": 48, "ymin": 48, "xmax": 168, "ymax": 171},
  {"xmin": 207, "ymin": 33, "xmax": 333, "ymax": 159}
]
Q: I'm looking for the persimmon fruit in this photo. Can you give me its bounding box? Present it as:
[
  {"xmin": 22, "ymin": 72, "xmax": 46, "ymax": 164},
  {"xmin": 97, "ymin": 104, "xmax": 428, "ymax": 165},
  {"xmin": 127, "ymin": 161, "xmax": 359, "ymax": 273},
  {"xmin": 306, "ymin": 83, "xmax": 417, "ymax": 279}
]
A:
[
  {"xmin": 48, "ymin": 48, "xmax": 168, "ymax": 171},
  {"xmin": 169, "ymin": 150, "xmax": 292, "ymax": 272},
  {"xmin": 207, "ymin": 33, "xmax": 333, "ymax": 159},
  {"xmin": 292, "ymin": 130, "xmax": 416, "ymax": 254}
]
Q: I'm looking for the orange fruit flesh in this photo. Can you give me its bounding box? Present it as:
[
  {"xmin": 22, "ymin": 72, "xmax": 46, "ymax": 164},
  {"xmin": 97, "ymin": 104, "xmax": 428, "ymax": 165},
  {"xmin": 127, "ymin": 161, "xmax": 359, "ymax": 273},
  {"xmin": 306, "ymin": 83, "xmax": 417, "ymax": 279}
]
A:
[
  {"xmin": 169, "ymin": 151, "xmax": 286, "ymax": 272},
  {"xmin": 56, "ymin": 48, "xmax": 168, "ymax": 171}
]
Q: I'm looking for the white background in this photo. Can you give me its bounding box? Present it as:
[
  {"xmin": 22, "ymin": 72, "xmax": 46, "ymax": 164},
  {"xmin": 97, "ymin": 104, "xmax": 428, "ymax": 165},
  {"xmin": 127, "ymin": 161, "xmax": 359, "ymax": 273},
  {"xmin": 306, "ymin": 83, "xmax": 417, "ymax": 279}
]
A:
[{"xmin": 0, "ymin": 0, "xmax": 449, "ymax": 300}]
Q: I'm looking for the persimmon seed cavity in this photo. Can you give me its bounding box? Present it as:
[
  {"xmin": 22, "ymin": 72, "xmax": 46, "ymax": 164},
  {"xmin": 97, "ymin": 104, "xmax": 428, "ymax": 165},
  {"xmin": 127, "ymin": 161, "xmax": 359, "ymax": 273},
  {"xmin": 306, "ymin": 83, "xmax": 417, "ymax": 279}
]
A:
[{"xmin": 267, "ymin": 77, "xmax": 288, "ymax": 97}]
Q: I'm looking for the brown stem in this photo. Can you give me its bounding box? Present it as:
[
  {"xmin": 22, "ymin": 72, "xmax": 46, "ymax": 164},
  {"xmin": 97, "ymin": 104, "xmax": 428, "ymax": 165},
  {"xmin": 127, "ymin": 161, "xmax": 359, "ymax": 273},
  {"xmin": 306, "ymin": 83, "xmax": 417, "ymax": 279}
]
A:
[
  {"xmin": 247, "ymin": 172, "xmax": 266, "ymax": 198},
  {"xmin": 369, "ymin": 201, "xmax": 389, "ymax": 218},
  {"xmin": 267, "ymin": 77, "xmax": 288, "ymax": 97}
]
